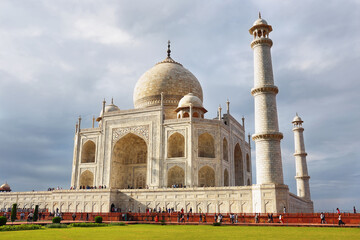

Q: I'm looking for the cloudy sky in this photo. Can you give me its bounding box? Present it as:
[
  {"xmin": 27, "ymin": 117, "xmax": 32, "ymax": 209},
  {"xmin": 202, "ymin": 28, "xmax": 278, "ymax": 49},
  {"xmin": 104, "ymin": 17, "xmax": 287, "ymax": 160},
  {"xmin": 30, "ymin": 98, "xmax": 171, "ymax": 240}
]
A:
[{"xmin": 0, "ymin": 0, "xmax": 359, "ymax": 212}]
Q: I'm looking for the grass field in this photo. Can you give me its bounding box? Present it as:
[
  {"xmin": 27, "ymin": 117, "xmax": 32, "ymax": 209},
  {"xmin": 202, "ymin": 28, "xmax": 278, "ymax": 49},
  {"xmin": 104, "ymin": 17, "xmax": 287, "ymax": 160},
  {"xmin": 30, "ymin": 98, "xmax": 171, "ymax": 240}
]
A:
[{"xmin": 1, "ymin": 224, "xmax": 359, "ymax": 240}]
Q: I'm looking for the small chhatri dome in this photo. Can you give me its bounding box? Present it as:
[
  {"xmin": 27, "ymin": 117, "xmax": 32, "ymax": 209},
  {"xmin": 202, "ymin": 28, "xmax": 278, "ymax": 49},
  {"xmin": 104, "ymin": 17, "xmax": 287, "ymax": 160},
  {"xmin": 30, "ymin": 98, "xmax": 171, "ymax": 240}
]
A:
[
  {"xmin": 97, "ymin": 98, "xmax": 120, "ymax": 120},
  {"xmin": 0, "ymin": 182, "xmax": 11, "ymax": 192},
  {"xmin": 292, "ymin": 113, "xmax": 303, "ymax": 123},
  {"xmin": 133, "ymin": 41, "xmax": 203, "ymax": 110},
  {"xmin": 177, "ymin": 93, "xmax": 203, "ymax": 108}
]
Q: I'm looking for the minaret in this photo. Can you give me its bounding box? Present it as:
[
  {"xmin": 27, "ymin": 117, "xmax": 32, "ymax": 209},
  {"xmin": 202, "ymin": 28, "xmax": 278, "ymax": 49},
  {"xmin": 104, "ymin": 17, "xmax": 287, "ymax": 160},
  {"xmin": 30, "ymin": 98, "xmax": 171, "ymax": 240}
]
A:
[
  {"xmin": 249, "ymin": 14, "xmax": 284, "ymax": 185},
  {"xmin": 292, "ymin": 114, "xmax": 311, "ymax": 200}
]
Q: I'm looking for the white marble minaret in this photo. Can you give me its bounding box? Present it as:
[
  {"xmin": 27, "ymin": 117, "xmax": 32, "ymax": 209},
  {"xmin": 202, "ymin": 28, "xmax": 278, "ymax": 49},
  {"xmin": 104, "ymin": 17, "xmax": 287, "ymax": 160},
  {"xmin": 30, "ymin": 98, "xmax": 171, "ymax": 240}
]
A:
[
  {"xmin": 292, "ymin": 114, "xmax": 311, "ymax": 200},
  {"xmin": 249, "ymin": 14, "xmax": 284, "ymax": 185}
]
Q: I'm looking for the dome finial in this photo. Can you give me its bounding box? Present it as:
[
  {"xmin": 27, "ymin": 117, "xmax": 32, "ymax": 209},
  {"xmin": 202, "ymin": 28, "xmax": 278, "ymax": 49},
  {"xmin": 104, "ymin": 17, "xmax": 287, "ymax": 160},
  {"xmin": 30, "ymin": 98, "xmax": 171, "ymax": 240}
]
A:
[
  {"xmin": 111, "ymin": 97, "xmax": 114, "ymax": 104},
  {"xmin": 259, "ymin": 11, "xmax": 261, "ymax": 19},
  {"xmin": 167, "ymin": 40, "xmax": 171, "ymax": 58}
]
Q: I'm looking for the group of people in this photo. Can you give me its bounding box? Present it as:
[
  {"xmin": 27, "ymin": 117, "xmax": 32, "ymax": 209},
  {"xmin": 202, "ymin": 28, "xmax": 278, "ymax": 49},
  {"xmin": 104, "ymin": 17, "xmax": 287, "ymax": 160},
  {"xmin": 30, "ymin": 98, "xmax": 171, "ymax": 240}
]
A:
[
  {"xmin": 77, "ymin": 185, "xmax": 107, "ymax": 190},
  {"xmin": 229, "ymin": 213, "xmax": 239, "ymax": 223}
]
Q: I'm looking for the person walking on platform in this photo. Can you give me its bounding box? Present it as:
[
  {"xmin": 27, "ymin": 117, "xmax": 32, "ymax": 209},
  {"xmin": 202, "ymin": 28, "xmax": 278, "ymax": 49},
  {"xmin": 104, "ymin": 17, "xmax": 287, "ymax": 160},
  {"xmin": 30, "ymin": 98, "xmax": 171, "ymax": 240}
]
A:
[{"xmin": 338, "ymin": 214, "xmax": 345, "ymax": 226}]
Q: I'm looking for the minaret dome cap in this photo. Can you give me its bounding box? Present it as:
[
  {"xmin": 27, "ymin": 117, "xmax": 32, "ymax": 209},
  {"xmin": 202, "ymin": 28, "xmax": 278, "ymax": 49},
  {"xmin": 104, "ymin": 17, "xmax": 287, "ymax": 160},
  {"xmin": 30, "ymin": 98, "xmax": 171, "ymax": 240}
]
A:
[
  {"xmin": 253, "ymin": 18, "xmax": 268, "ymax": 26},
  {"xmin": 292, "ymin": 114, "xmax": 303, "ymax": 123}
]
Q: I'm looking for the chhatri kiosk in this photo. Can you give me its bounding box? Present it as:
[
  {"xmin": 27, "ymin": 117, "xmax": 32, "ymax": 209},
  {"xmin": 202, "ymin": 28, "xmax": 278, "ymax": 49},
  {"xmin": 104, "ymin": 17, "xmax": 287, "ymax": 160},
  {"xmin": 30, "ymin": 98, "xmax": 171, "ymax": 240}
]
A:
[{"xmin": 0, "ymin": 16, "xmax": 313, "ymax": 214}]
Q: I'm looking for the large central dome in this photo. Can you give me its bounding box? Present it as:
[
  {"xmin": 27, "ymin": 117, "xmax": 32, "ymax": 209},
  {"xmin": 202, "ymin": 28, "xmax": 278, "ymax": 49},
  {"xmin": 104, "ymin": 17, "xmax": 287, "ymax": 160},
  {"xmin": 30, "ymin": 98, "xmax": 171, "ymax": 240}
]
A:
[{"xmin": 133, "ymin": 46, "xmax": 203, "ymax": 111}]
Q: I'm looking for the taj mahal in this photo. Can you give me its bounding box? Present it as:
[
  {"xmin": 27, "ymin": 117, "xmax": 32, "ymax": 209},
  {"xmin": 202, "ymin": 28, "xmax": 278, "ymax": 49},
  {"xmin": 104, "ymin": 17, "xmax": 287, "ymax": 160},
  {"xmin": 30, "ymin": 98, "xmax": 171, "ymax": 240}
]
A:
[{"xmin": 0, "ymin": 15, "xmax": 314, "ymax": 213}]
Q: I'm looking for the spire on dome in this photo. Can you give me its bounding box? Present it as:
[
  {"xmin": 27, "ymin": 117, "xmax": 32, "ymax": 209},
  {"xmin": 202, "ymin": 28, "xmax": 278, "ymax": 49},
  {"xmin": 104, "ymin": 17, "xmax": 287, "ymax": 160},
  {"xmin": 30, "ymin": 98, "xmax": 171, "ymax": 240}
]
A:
[
  {"xmin": 259, "ymin": 11, "xmax": 261, "ymax": 19},
  {"xmin": 167, "ymin": 40, "xmax": 171, "ymax": 58}
]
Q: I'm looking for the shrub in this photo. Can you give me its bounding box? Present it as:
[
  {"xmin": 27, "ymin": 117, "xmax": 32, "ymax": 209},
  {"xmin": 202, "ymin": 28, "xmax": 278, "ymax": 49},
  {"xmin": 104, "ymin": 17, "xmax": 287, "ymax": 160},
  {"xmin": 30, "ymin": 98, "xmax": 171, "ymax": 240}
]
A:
[
  {"xmin": 33, "ymin": 205, "xmax": 39, "ymax": 222},
  {"xmin": 0, "ymin": 216, "xmax": 7, "ymax": 226},
  {"xmin": 0, "ymin": 224, "xmax": 43, "ymax": 232},
  {"xmin": 213, "ymin": 222, "xmax": 222, "ymax": 226},
  {"xmin": 160, "ymin": 219, "xmax": 166, "ymax": 225},
  {"xmin": 94, "ymin": 216, "xmax": 103, "ymax": 223},
  {"xmin": 70, "ymin": 223, "xmax": 107, "ymax": 227},
  {"xmin": 52, "ymin": 217, "xmax": 61, "ymax": 224},
  {"xmin": 45, "ymin": 223, "xmax": 68, "ymax": 228},
  {"xmin": 109, "ymin": 222, "xmax": 126, "ymax": 226},
  {"xmin": 11, "ymin": 203, "xmax": 17, "ymax": 222}
]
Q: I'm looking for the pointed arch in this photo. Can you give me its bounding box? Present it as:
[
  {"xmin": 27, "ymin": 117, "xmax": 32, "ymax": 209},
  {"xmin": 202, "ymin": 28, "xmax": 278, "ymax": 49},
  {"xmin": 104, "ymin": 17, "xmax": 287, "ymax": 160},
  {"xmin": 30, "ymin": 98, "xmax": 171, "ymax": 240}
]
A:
[
  {"xmin": 223, "ymin": 138, "xmax": 228, "ymax": 161},
  {"xmin": 111, "ymin": 133, "xmax": 147, "ymax": 189},
  {"xmin": 81, "ymin": 140, "xmax": 96, "ymax": 163},
  {"xmin": 198, "ymin": 166, "xmax": 215, "ymax": 187},
  {"xmin": 79, "ymin": 170, "xmax": 94, "ymax": 187},
  {"xmin": 183, "ymin": 112, "xmax": 189, "ymax": 118},
  {"xmin": 167, "ymin": 132, "xmax": 185, "ymax": 158},
  {"xmin": 167, "ymin": 166, "xmax": 185, "ymax": 187},
  {"xmin": 224, "ymin": 169, "xmax": 229, "ymax": 186},
  {"xmin": 246, "ymin": 154, "xmax": 251, "ymax": 172},
  {"xmin": 198, "ymin": 132, "xmax": 215, "ymax": 158},
  {"xmin": 234, "ymin": 143, "xmax": 244, "ymax": 186}
]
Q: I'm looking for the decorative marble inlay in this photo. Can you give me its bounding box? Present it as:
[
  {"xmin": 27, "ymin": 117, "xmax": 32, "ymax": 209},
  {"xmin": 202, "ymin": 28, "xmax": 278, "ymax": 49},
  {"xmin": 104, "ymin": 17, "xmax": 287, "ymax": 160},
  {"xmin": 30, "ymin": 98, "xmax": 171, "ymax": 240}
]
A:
[{"xmin": 112, "ymin": 125, "xmax": 149, "ymax": 145}]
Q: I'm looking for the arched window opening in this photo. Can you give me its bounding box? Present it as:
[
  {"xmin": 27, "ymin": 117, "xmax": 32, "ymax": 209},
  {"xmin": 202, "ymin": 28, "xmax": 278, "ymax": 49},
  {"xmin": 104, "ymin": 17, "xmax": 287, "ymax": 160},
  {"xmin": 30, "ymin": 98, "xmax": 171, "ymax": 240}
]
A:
[
  {"xmin": 167, "ymin": 166, "xmax": 185, "ymax": 187},
  {"xmin": 81, "ymin": 141, "xmax": 96, "ymax": 163},
  {"xmin": 234, "ymin": 143, "xmax": 244, "ymax": 186},
  {"xmin": 223, "ymin": 138, "xmax": 228, "ymax": 161},
  {"xmin": 167, "ymin": 132, "xmax": 185, "ymax": 158},
  {"xmin": 135, "ymin": 173, "xmax": 146, "ymax": 189},
  {"xmin": 79, "ymin": 170, "xmax": 94, "ymax": 187},
  {"xmin": 198, "ymin": 133, "xmax": 215, "ymax": 158},
  {"xmin": 246, "ymin": 154, "xmax": 251, "ymax": 172},
  {"xmin": 198, "ymin": 166, "xmax": 215, "ymax": 187},
  {"xmin": 183, "ymin": 112, "xmax": 189, "ymax": 118},
  {"xmin": 193, "ymin": 112, "xmax": 199, "ymax": 118},
  {"xmin": 224, "ymin": 169, "xmax": 229, "ymax": 186},
  {"xmin": 111, "ymin": 133, "xmax": 147, "ymax": 189}
]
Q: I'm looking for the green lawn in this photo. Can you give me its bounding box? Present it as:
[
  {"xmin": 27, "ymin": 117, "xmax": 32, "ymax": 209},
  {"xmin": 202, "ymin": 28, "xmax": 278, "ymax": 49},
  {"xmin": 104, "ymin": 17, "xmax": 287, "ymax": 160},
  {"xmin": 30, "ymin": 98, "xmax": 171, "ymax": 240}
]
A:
[{"xmin": 1, "ymin": 224, "xmax": 359, "ymax": 240}]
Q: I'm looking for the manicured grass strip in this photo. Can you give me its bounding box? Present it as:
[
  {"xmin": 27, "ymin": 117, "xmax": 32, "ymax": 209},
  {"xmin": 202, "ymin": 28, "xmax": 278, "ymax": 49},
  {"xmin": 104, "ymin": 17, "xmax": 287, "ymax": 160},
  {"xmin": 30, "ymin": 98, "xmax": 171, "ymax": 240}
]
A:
[{"xmin": 0, "ymin": 224, "xmax": 359, "ymax": 240}]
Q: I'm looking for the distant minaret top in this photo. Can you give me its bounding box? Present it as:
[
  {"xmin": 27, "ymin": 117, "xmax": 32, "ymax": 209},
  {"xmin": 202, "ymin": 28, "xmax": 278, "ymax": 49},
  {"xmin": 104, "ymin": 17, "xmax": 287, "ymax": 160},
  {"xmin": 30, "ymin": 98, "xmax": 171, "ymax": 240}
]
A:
[{"xmin": 249, "ymin": 13, "xmax": 272, "ymax": 35}]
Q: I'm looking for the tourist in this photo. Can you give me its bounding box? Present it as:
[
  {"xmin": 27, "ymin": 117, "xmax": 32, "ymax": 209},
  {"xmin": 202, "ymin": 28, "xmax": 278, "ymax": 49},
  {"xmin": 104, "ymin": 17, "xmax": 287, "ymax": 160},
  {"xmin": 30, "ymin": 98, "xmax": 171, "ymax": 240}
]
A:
[
  {"xmin": 20, "ymin": 212, "xmax": 25, "ymax": 220},
  {"xmin": 279, "ymin": 214, "xmax": 283, "ymax": 224},
  {"xmin": 354, "ymin": 206, "xmax": 356, "ymax": 214},
  {"xmin": 320, "ymin": 212, "xmax": 324, "ymax": 224},
  {"xmin": 283, "ymin": 206, "xmax": 286, "ymax": 214},
  {"xmin": 338, "ymin": 214, "xmax": 345, "ymax": 226},
  {"xmin": 72, "ymin": 212, "xmax": 76, "ymax": 221},
  {"xmin": 336, "ymin": 208, "xmax": 340, "ymax": 214},
  {"xmin": 214, "ymin": 213, "xmax": 217, "ymax": 222},
  {"xmin": 199, "ymin": 213, "xmax": 202, "ymax": 223},
  {"xmin": 235, "ymin": 213, "xmax": 238, "ymax": 223},
  {"xmin": 186, "ymin": 213, "xmax": 189, "ymax": 222},
  {"xmin": 255, "ymin": 213, "xmax": 259, "ymax": 223},
  {"xmin": 189, "ymin": 207, "xmax": 192, "ymax": 213}
]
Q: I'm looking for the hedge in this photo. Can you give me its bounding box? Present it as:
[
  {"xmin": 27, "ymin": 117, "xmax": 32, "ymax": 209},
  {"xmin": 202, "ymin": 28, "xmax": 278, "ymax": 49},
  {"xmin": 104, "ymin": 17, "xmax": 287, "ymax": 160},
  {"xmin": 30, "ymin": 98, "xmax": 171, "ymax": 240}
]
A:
[
  {"xmin": 52, "ymin": 217, "xmax": 61, "ymax": 224},
  {"xmin": 0, "ymin": 216, "xmax": 7, "ymax": 226}
]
